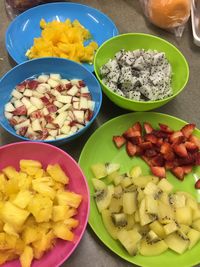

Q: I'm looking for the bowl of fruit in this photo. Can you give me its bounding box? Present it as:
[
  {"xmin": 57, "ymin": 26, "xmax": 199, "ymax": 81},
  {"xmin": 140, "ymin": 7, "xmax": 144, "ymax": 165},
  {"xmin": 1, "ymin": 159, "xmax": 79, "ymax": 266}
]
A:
[
  {"xmin": 94, "ymin": 33, "xmax": 189, "ymax": 111},
  {"xmin": 0, "ymin": 57, "xmax": 102, "ymax": 143},
  {"xmin": 0, "ymin": 141, "xmax": 89, "ymax": 267}
]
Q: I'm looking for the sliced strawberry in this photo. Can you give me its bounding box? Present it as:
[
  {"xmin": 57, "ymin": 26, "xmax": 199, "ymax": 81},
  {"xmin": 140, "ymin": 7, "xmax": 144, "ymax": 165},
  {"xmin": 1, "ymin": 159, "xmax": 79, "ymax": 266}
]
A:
[
  {"xmin": 65, "ymin": 83, "xmax": 73, "ymax": 90},
  {"xmin": 159, "ymin": 123, "xmax": 174, "ymax": 133},
  {"xmin": 178, "ymin": 153, "xmax": 195, "ymax": 166},
  {"xmin": 160, "ymin": 142, "xmax": 171, "ymax": 154},
  {"xmin": 173, "ymin": 143, "xmax": 188, "ymax": 158},
  {"xmin": 113, "ymin": 136, "xmax": 126, "ymax": 148},
  {"xmin": 12, "ymin": 105, "xmax": 27, "ymax": 116},
  {"xmin": 169, "ymin": 131, "xmax": 185, "ymax": 144},
  {"xmin": 165, "ymin": 161, "xmax": 174, "ymax": 170},
  {"xmin": 151, "ymin": 154, "xmax": 165, "ymax": 167},
  {"xmin": 164, "ymin": 151, "xmax": 175, "ymax": 161},
  {"xmin": 78, "ymin": 80, "xmax": 86, "ymax": 88},
  {"xmin": 9, "ymin": 118, "xmax": 18, "ymax": 126},
  {"xmin": 155, "ymin": 138, "xmax": 164, "ymax": 147},
  {"xmin": 126, "ymin": 142, "xmax": 137, "ymax": 157},
  {"xmin": 27, "ymin": 80, "xmax": 40, "ymax": 90},
  {"xmin": 144, "ymin": 134, "xmax": 158, "ymax": 144},
  {"xmin": 171, "ymin": 167, "xmax": 185, "ymax": 180},
  {"xmin": 55, "ymin": 85, "xmax": 65, "ymax": 92},
  {"xmin": 135, "ymin": 145, "xmax": 143, "ymax": 156},
  {"xmin": 18, "ymin": 127, "xmax": 28, "ymax": 136},
  {"xmin": 153, "ymin": 130, "xmax": 169, "ymax": 139},
  {"xmin": 195, "ymin": 179, "xmax": 200, "ymax": 189},
  {"xmin": 41, "ymin": 96, "xmax": 50, "ymax": 105},
  {"xmin": 151, "ymin": 166, "xmax": 166, "ymax": 178},
  {"xmin": 182, "ymin": 165, "xmax": 193, "ymax": 175},
  {"xmin": 132, "ymin": 122, "xmax": 142, "ymax": 135},
  {"xmin": 140, "ymin": 142, "xmax": 153, "ymax": 150},
  {"xmin": 141, "ymin": 155, "xmax": 152, "ymax": 166},
  {"xmin": 189, "ymin": 135, "xmax": 200, "ymax": 149},
  {"xmin": 47, "ymin": 104, "xmax": 57, "ymax": 113},
  {"xmin": 185, "ymin": 141, "xmax": 199, "ymax": 153},
  {"xmin": 144, "ymin": 122, "xmax": 153, "ymax": 134},
  {"xmin": 144, "ymin": 149, "xmax": 157, "ymax": 158},
  {"xmin": 129, "ymin": 136, "xmax": 142, "ymax": 145},
  {"xmin": 123, "ymin": 127, "xmax": 136, "ymax": 139},
  {"xmin": 195, "ymin": 152, "xmax": 200, "ymax": 165},
  {"xmin": 181, "ymin": 123, "xmax": 196, "ymax": 138}
]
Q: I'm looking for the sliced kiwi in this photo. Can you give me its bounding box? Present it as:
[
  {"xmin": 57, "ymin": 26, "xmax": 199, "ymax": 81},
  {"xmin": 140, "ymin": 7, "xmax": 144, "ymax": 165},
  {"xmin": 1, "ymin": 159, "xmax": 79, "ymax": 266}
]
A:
[{"xmin": 111, "ymin": 213, "xmax": 128, "ymax": 228}]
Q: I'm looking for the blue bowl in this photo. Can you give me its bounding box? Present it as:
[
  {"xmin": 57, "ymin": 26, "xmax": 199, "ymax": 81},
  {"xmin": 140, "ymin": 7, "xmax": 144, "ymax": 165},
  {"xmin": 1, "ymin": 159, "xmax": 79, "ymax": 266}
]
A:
[
  {"xmin": 5, "ymin": 2, "xmax": 119, "ymax": 72},
  {"xmin": 0, "ymin": 57, "xmax": 102, "ymax": 144}
]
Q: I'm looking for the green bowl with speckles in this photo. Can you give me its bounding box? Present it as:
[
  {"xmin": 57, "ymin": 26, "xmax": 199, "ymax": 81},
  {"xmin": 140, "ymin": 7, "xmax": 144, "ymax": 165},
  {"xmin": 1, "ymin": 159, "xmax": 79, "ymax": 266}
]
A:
[{"xmin": 94, "ymin": 33, "xmax": 189, "ymax": 111}]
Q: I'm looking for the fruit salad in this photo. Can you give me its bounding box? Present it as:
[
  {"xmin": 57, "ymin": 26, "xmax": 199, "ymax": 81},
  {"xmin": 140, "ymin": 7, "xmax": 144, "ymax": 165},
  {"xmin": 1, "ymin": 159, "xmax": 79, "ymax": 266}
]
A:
[
  {"xmin": 91, "ymin": 163, "xmax": 200, "ymax": 256},
  {"xmin": 113, "ymin": 121, "xmax": 200, "ymax": 184},
  {"xmin": 4, "ymin": 73, "xmax": 95, "ymax": 140}
]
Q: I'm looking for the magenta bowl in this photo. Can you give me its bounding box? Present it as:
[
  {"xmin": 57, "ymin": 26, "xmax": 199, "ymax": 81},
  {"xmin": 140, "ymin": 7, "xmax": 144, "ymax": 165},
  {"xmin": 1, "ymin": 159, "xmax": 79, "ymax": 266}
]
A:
[{"xmin": 0, "ymin": 142, "xmax": 90, "ymax": 267}]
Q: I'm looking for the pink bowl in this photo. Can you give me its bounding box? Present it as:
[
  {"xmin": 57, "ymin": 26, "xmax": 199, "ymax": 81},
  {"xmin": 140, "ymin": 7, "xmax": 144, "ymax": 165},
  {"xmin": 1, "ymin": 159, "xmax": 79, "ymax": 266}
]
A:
[{"xmin": 0, "ymin": 142, "xmax": 90, "ymax": 267}]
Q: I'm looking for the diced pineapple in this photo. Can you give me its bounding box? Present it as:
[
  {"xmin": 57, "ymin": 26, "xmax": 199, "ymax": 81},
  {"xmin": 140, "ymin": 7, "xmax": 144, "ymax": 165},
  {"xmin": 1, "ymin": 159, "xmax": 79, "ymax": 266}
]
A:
[
  {"xmin": 22, "ymin": 226, "xmax": 41, "ymax": 244},
  {"xmin": 34, "ymin": 168, "xmax": 45, "ymax": 179},
  {"xmin": 2, "ymin": 166, "xmax": 19, "ymax": 180},
  {"xmin": 123, "ymin": 192, "xmax": 137, "ymax": 215},
  {"xmin": 90, "ymin": 163, "xmax": 107, "ymax": 179},
  {"xmin": 5, "ymin": 177, "xmax": 19, "ymax": 195},
  {"xmin": 64, "ymin": 218, "xmax": 79, "ymax": 229},
  {"xmin": 20, "ymin": 246, "xmax": 33, "ymax": 267},
  {"xmin": 1, "ymin": 202, "xmax": 30, "ymax": 227},
  {"xmin": 20, "ymin": 160, "xmax": 42, "ymax": 170},
  {"xmin": 46, "ymin": 164, "xmax": 69, "ymax": 184},
  {"xmin": 13, "ymin": 190, "xmax": 33, "ymax": 209},
  {"xmin": 15, "ymin": 238, "xmax": 25, "ymax": 255},
  {"xmin": 0, "ymin": 232, "xmax": 17, "ymax": 250},
  {"xmin": 0, "ymin": 174, "xmax": 6, "ymax": 194},
  {"xmin": 52, "ymin": 205, "xmax": 69, "ymax": 222},
  {"xmin": 3, "ymin": 223, "xmax": 19, "ymax": 237},
  {"xmin": 53, "ymin": 222, "xmax": 74, "ymax": 241},
  {"xmin": 32, "ymin": 180, "xmax": 55, "ymax": 200},
  {"xmin": 56, "ymin": 191, "xmax": 82, "ymax": 208}
]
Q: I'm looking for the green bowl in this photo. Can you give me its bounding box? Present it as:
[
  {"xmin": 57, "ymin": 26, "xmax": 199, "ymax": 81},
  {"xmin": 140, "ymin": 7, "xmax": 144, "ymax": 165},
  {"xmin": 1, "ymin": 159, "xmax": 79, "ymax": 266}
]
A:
[{"xmin": 94, "ymin": 33, "xmax": 189, "ymax": 111}]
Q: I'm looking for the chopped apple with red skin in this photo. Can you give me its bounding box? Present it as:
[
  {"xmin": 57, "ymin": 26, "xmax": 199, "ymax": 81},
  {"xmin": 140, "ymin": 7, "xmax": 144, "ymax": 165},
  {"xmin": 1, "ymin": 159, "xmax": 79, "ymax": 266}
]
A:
[
  {"xmin": 14, "ymin": 119, "xmax": 30, "ymax": 130},
  {"xmin": 80, "ymin": 97, "xmax": 88, "ymax": 109},
  {"xmin": 73, "ymin": 110, "xmax": 85, "ymax": 124},
  {"xmin": 36, "ymin": 84, "xmax": 48, "ymax": 94},
  {"xmin": 54, "ymin": 101, "xmax": 63, "ymax": 108},
  {"xmin": 32, "ymin": 119, "xmax": 42, "ymax": 132},
  {"xmin": 73, "ymin": 102, "xmax": 79, "ymax": 109},
  {"xmin": 14, "ymin": 100, "xmax": 23, "ymax": 108},
  {"xmin": 67, "ymin": 85, "xmax": 79, "ymax": 96},
  {"xmin": 12, "ymin": 89, "xmax": 23, "ymax": 99},
  {"xmin": 37, "ymin": 74, "xmax": 49, "ymax": 83},
  {"xmin": 57, "ymin": 104, "xmax": 71, "ymax": 114},
  {"xmin": 47, "ymin": 78, "xmax": 60, "ymax": 88},
  {"xmin": 57, "ymin": 95, "xmax": 72, "ymax": 104},
  {"xmin": 4, "ymin": 112, "xmax": 12, "ymax": 120},
  {"xmin": 5, "ymin": 102, "xmax": 15, "ymax": 112}
]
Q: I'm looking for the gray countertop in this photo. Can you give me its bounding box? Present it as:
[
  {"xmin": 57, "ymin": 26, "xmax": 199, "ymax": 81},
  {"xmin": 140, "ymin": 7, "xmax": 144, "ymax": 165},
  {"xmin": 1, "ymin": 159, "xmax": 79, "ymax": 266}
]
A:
[{"xmin": 0, "ymin": 1, "xmax": 200, "ymax": 266}]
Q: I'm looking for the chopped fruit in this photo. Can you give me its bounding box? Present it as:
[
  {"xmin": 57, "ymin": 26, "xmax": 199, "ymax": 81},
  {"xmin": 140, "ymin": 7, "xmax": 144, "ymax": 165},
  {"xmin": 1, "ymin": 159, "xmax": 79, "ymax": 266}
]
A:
[
  {"xmin": 132, "ymin": 122, "xmax": 142, "ymax": 134},
  {"xmin": 173, "ymin": 144, "xmax": 188, "ymax": 158},
  {"xmin": 113, "ymin": 136, "xmax": 126, "ymax": 148},
  {"xmin": 150, "ymin": 166, "xmax": 166, "ymax": 178},
  {"xmin": 171, "ymin": 167, "xmax": 184, "ymax": 180},
  {"xmin": 144, "ymin": 122, "xmax": 153, "ymax": 134},
  {"xmin": 195, "ymin": 179, "xmax": 200, "ymax": 189},
  {"xmin": 126, "ymin": 142, "xmax": 137, "ymax": 157},
  {"xmin": 159, "ymin": 123, "xmax": 173, "ymax": 133},
  {"xmin": 169, "ymin": 131, "xmax": 184, "ymax": 144},
  {"xmin": 5, "ymin": 75, "xmax": 95, "ymax": 140},
  {"xmin": 181, "ymin": 124, "xmax": 196, "ymax": 138},
  {"xmin": 123, "ymin": 127, "xmax": 136, "ymax": 139}
]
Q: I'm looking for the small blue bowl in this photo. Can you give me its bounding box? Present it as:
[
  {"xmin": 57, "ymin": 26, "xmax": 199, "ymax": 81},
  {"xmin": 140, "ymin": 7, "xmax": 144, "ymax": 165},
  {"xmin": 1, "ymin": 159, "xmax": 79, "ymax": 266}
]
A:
[
  {"xmin": 0, "ymin": 57, "xmax": 102, "ymax": 144},
  {"xmin": 5, "ymin": 2, "xmax": 119, "ymax": 72}
]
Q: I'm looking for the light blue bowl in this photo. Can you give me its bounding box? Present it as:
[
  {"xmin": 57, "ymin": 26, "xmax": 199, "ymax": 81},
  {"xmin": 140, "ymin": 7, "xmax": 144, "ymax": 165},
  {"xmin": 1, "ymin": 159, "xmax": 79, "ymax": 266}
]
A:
[
  {"xmin": 5, "ymin": 2, "xmax": 119, "ymax": 72},
  {"xmin": 0, "ymin": 57, "xmax": 102, "ymax": 144}
]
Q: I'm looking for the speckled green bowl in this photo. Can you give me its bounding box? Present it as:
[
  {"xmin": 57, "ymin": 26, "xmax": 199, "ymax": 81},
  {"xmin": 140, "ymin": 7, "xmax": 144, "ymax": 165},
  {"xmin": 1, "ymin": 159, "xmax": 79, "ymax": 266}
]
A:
[{"xmin": 94, "ymin": 33, "xmax": 189, "ymax": 111}]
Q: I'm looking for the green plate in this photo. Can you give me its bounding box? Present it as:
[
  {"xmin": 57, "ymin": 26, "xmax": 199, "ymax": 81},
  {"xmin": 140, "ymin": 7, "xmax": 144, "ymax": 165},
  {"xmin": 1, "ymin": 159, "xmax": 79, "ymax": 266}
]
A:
[{"xmin": 79, "ymin": 112, "xmax": 200, "ymax": 267}]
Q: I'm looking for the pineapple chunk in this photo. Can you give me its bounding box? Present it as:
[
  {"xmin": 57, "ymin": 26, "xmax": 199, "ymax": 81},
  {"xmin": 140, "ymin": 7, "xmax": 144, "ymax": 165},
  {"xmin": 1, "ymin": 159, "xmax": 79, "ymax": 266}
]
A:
[
  {"xmin": 5, "ymin": 177, "xmax": 19, "ymax": 195},
  {"xmin": 64, "ymin": 218, "xmax": 79, "ymax": 229},
  {"xmin": 53, "ymin": 222, "xmax": 74, "ymax": 241},
  {"xmin": 0, "ymin": 233, "xmax": 17, "ymax": 250},
  {"xmin": 52, "ymin": 205, "xmax": 69, "ymax": 222},
  {"xmin": 47, "ymin": 164, "xmax": 69, "ymax": 184},
  {"xmin": 13, "ymin": 190, "xmax": 33, "ymax": 209},
  {"xmin": 20, "ymin": 246, "xmax": 33, "ymax": 267},
  {"xmin": 32, "ymin": 180, "xmax": 55, "ymax": 200},
  {"xmin": 3, "ymin": 223, "xmax": 19, "ymax": 237},
  {"xmin": 20, "ymin": 159, "xmax": 42, "ymax": 170},
  {"xmin": 22, "ymin": 226, "xmax": 41, "ymax": 244},
  {"xmin": 2, "ymin": 166, "xmax": 19, "ymax": 180},
  {"xmin": 15, "ymin": 238, "xmax": 25, "ymax": 255},
  {"xmin": 1, "ymin": 202, "xmax": 30, "ymax": 227},
  {"xmin": 28, "ymin": 195, "xmax": 53, "ymax": 222},
  {"xmin": 56, "ymin": 191, "xmax": 82, "ymax": 208},
  {"xmin": 0, "ymin": 174, "xmax": 6, "ymax": 194}
]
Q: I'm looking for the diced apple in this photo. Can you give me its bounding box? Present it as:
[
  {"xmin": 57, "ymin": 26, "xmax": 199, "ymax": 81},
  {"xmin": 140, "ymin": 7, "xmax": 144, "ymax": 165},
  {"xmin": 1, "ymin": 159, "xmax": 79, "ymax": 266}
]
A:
[
  {"xmin": 57, "ymin": 95, "xmax": 72, "ymax": 104},
  {"xmin": 55, "ymin": 134, "xmax": 68, "ymax": 139},
  {"xmin": 32, "ymin": 91, "xmax": 43, "ymax": 98},
  {"xmin": 46, "ymin": 123, "xmax": 57, "ymax": 129},
  {"xmin": 50, "ymin": 73, "xmax": 61, "ymax": 81},
  {"xmin": 53, "ymin": 112, "xmax": 68, "ymax": 127},
  {"xmin": 5, "ymin": 102, "xmax": 15, "ymax": 112},
  {"xmin": 40, "ymin": 118, "xmax": 47, "ymax": 128},
  {"xmin": 30, "ymin": 97, "xmax": 44, "ymax": 109},
  {"xmin": 49, "ymin": 130, "xmax": 58, "ymax": 137},
  {"xmin": 76, "ymin": 123, "xmax": 84, "ymax": 129},
  {"xmin": 68, "ymin": 110, "xmax": 75, "ymax": 120},
  {"xmin": 80, "ymin": 97, "xmax": 88, "ymax": 109},
  {"xmin": 14, "ymin": 100, "xmax": 23, "ymax": 108},
  {"xmin": 15, "ymin": 119, "xmax": 30, "ymax": 130},
  {"xmin": 71, "ymin": 79, "xmax": 79, "ymax": 85},
  {"xmin": 88, "ymin": 100, "xmax": 95, "ymax": 111},
  {"xmin": 10, "ymin": 97, "xmax": 15, "ymax": 103},
  {"xmin": 48, "ymin": 78, "xmax": 60, "ymax": 88},
  {"xmin": 73, "ymin": 102, "xmax": 79, "ymax": 109},
  {"xmin": 12, "ymin": 89, "xmax": 23, "ymax": 99},
  {"xmin": 51, "ymin": 89, "xmax": 61, "ymax": 97},
  {"xmin": 42, "ymin": 107, "xmax": 49, "ymax": 116},
  {"xmin": 26, "ymin": 126, "xmax": 34, "ymax": 135},
  {"xmin": 27, "ymin": 106, "xmax": 38, "ymax": 116},
  {"xmin": 81, "ymin": 86, "xmax": 89, "ymax": 93},
  {"xmin": 36, "ymin": 84, "xmax": 48, "ymax": 94},
  {"xmin": 73, "ymin": 110, "xmax": 84, "ymax": 124},
  {"xmin": 32, "ymin": 119, "xmax": 42, "ymax": 132},
  {"xmin": 23, "ymin": 89, "xmax": 33, "ymax": 97},
  {"xmin": 73, "ymin": 97, "xmax": 79, "ymax": 102},
  {"xmin": 54, "ymin": 101, "xmax": 63, "ymax": 108},
  {"xmin": 67, "ymin": 85, "xmax": 78, "ymax": 96},
  {"xmin": 57, "ymin": 104, "xmax": 71, "ymax": 114},
  {"xmin": 45, "ymin": 136, "xmax": 55, "ymax": 140},
  {"xmin": 21, "ymin": 97, "xmax": 32, "ymax": 109},
  {"xmin": 60, "ymin": 125, "xmax": 71, "ymax": 135},
  {"xmin": 4, "ymin": 112, "xmax": 13, "ymax": 120},
  {"xmin": 37, "ymin": 74, "xmax": 49, "ymax": 83},
  {"xmin": 69, "ymin": 126, "xmax": 78, "ymax": 134},
  {"xmin": 60, "ymin": 79, "xmax": 69, "ymax": 85}
]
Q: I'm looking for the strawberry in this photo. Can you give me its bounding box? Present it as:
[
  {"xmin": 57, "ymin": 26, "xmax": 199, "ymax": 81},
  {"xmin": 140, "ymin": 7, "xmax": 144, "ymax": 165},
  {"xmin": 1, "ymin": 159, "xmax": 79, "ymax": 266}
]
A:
[
  {"xmin": 195, "ymin": 152, "xmax": 200, "ymax": 165},
  {"xmin": 151, "ymin": 166, "xmax": 166, "ymax": 178},
  {"xmin": 144, "ymin": 134, "xmax": 158, "ymax": 144},
  {"xmin": 144, "ymin": 122, "xmax": 153, "ymax": 134},
  {"xmin": 171, "ymin": 167, "xmax": 185, "ymax": 180},
  {"xmin": 123, "ymin": 127, "xmax": 135, "ymax": 139},
  {"xmin": 12, "ymin": 105, "xmax": 27, "ymax": 116},
  {"xmin": 27, "ymin": 80, "xmax": 40, "ymax": 90},
  {"xmin": 160, "ymin": 142, "xmax": 171, "ymax": 154},
  {"xmin": 140, "ymin": 142, "xmax": 153, "ymax": 150},
  {"xmin": 113, "ymin": 136, "xmax": 126, "ymax": 148},
  {"xmin": 181, "ymin": 123, "xmax": 196, "ymax": 138},
  {"xmin": 189, "ymin": 135, "xmax": 200, "ymax": 149},
  {"xmin": 132, "ymin": 122, "xmax": 142, "ymax": 134},
  {"xmin": 144, "ymin": 149, "xmax": 157, "ymax": 158},
  {"xmin": 164, "ymin": 151, "xmax": 175, "ymax": 161},
  {"xmin": 169, "ymin": 131, "xmax": 185, "ymax": 144},
  {"xmin": 173, "ymin": 143, "xmax": 188, "ymax": 158},
  {"xmin": 153, "ymin": 130, "xmax": 169, "ymax": 139},
  {"xmin": 18, "ymin": 127, "xmax": 28, "ymax": 136},
  {"xmin": 178, "ymin": 154, "xmax": 195, "ymax": 166},
  {"xmin": 182, "ymin": 165, "xmax": 193, "ymax": 174},
  {"xmin": 185, "ymin": 141, "xmax": 199, "ymax": 152},
  {"xmin": 151, "ymin": 154, "xmax": 165, "ymax": 167},
  {"xmin": 135, "ymin": 145, "xmax": 143, "ymax": 156},
  {"xmin": 159, "ymin": 123, "xmax": 174, "ymax": 133},
  {"xmin": 129, "ymin": 136, "xmax": 142, "ymax": 145},
  {"xmin": 126, "ymin": 142, "xmax": 137, "ymax": 157},
  {"xmin": 155, "ymin": 138, "xmax": 164, "ymax": 147},
  {"xmin": 165, "ymin": 161, "xmax": 174, "ymax": 170},
  {"xmin": 195, "ymin": 179, "xmax": 200, "ymax": 189},
  {"xmin": 141, "ymin": 155, "xmax": 152, "ymax": 166}
]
